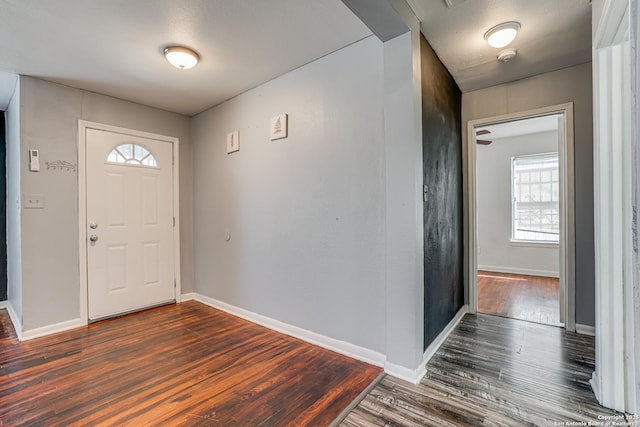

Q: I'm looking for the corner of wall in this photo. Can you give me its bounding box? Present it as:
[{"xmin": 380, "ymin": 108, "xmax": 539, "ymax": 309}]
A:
[
  {"xmin": 382, "ymin": 28, "xmax": 424, "ymax": 370},
  {"xmin": 5, "ymin": 77, "xmax": 22, "ymax": 332}
]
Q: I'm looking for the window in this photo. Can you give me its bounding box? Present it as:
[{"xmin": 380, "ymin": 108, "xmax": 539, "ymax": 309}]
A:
[
  {"xmin": 512, "ymin": 152, "xmax": 559, "ymax": 243},
  {"xmin": 107, "ymin": 143, "xmax": 158, "ymax": 167}
]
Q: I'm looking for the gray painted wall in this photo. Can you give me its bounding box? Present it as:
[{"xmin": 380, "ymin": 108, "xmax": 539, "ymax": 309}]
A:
[
  {"xmin": 477, "ymin": 131, "xmax": 560, "ymax": 276},
  {"xmin": 16, "ymin": 76, "xmax": 192, "ymax": 331},
  {"xmin": 6, "ymin": 80, "xmax": 21, "ymax": 324},
  {"xmin": 191, "ymin": 36, "xmax": 387, "ymax": 354},
  {"xmin": 462, "ymin": 62, "xmax": 595, "ymax": 326},
  {"xmin": 592, "ymin": 0, "xmax": 606, "ymax": 42},
  {"xmin": 382, "ymin": 30, "xmax": 425, "ymax": 369}
]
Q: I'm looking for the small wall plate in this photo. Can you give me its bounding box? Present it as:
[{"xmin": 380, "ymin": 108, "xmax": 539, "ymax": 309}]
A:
[
  {"xmin": 444, "ymin": 0, "xmax": 468, "ymax": 8},
  {"xmin": 227, "ymin": 130, "xmax": 240, "ymax": 154},
  {"xmin": 270, "ymin": 114, "xmax": 288, "ymax": 141}
]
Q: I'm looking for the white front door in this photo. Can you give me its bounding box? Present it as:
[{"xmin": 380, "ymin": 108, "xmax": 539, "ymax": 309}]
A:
[{"xmin": 86, "ymin": 128, "xmax": 175, "ymax": 320}]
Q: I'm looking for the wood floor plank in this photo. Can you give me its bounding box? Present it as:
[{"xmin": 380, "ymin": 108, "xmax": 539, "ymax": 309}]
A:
[
  {"xmin": 341, "ymin": 314, "xmax": 623, "ymax": 427},
  {"xmin": 478, "ymin": 270, "xmax": 560, "ymax": 326},
  {"xmin": 0, "ymin": 301, "xmax": 381, "ymax": 426}
]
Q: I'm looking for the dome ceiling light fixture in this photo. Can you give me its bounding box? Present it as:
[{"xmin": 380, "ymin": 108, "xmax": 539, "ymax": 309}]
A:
[
  {"xmin": 163, "ymin": 46, "xmax": 200, "ymax": 70},
  {"xmin": 484, "ymin": 21, "xmax": 521, "ymax": 48}
]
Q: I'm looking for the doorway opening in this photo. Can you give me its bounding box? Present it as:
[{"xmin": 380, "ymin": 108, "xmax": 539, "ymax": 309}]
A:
[{"xmin": 467, "ymin": 104, "xmax": 575, "ymax": 330}]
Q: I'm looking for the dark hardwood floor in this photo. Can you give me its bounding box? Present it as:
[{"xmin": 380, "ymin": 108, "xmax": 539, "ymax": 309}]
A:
[
  {"xmin": 0, "ymin": 300, "xmax": 382, "ymax": 426},
  {"xmin": 341, "ymin": 313, "xmax": 625, "ymax": 426},
  {"xmin": 478, "ymin": 270, "xmax": 561, "ymax": 326}
]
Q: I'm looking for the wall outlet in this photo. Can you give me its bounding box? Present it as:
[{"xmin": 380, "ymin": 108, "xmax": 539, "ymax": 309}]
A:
[{"xmin": 23, "ymin": 194, "xmax": 45, "ymax": 209}]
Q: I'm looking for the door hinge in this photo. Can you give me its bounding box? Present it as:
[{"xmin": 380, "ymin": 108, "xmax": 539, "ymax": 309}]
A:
[
  {"xmin": 174, "ymin": 279, "xmax": 176, "ymax": 288},
  {"xmin": 173, "ymin": 217, "xmax": 176, "ymax": 227}
]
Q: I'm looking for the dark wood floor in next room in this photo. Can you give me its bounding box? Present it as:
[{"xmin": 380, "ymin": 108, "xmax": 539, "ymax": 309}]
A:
[
  {"xmin": 341, "ymin": 314, "xmax": 627, "ymax": 427},
  {"xmin": 478, "ymin": 270, "xmax": 561, "ymax": 326},
  {"xmin": 0, "ymin": 300, "xmax": 382, "ymax": 426}
]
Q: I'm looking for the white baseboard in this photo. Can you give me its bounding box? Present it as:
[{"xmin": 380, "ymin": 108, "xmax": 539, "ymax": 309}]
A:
[
  {"xmin": 21, "ymin": 318, "xmax": 85, "ymax": 341},
  {"xmin": 187, "ymin": 292, "xmax": 386, "ymax": 368},
  {"xmin": 422, "ymin": 305, "xmax": 468, "ymax": 363},
  {"xmin": 478, "ymin": 265, "xmax": 560, "ymax": 278},
  {"xmin": 180, "ymin": 292, "xmax": 196, "ymax": 302},
  {"xmin": 384, "ymin": 305, "xmax": 468, "ymax": 385},
  {"xmin": 6, "ymin": 300, "xmax": 22, "ymax": 341},
  {"xmin": 417, "ymin": 305, "xmax": 468, "ymax": 382},
  {"xmin": 576, "ymin": 323, "xmax": 596, "ymax": 336},
  {"xmin": 384, "ymin": 361, "xmax": 422, "ymax": 383},
  {"xmin": 591, "ymin": 371, "xmax": 601, "ymax": 403},
  {"xmin": 0, "ymin": 301, "xmax": 7, "ymax": 310}
]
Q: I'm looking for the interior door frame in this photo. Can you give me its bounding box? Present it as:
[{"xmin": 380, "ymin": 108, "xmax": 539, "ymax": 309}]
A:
[
  {"xmin": 591, "ymin": 0, "xmax": 635, "ymax": 412},
  {"xmin": 78, "ymin": 121, "xmax": 181, "ymax": 324},
  {"xmin": 466, "ymin": 103, "xmax": 576, "ymax": 332}
]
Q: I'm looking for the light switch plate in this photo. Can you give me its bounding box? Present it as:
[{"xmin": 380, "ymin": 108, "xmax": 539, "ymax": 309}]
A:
[
  {"xmin": 270, "ymin": 114, "xmax": 288, "ymax": 141},
  {"xmin": 23, "ymin": 193, "xmax": 45, "ymax": 209},
  {"xmin": 226, "ymin": 130, "xmax": 240, "ymax": 154}
]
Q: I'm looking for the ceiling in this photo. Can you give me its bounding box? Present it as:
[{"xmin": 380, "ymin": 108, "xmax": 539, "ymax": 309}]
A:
[
  {"xmin": 0, "ymin": 1, "xmax": 593, "ymax": 116},
  {"xmin": 0, "ymin": 0, "xmax": 371, "ymax": 116},
  {"xmin": 407, "ymin": 0, "xmax": 592, "ymax": 92},
  {"xmin": 476, "ymin": 114, "xmax": 561, "ymax": 140}
]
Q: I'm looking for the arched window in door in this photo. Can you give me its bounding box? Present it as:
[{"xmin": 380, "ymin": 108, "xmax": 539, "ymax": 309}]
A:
[{"xmin": 107, "ymin": 143, "xmax": 158, "ymax": 167}]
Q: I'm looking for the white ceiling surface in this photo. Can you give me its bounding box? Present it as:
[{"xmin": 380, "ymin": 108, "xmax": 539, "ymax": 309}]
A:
[
  {"xmin": 407, "ymin": 0, "xmax": 592, "ymax": 92},
  {"xmin": 0, "ymin": 1, "xmax": 594, "ymax": 116},
  {"xmin": 0, "ymin": 1, "xmax": 371, "ymax": 116},
  {"xmin": 477, "ymin": 114, "xmax": 560, "ymax": 140}
]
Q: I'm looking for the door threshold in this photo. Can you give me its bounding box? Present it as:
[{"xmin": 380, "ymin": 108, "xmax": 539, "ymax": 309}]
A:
[{"xmin": 89, "ymin": 300, "xmax": 176, "ymax": 323}]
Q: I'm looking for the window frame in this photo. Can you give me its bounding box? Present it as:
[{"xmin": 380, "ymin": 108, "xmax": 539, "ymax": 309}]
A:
[
  {"xmin": 106, "ymin": 143, "xmax": 159, "ymax": 168},
  {"xmin": 510, "ymin": 151, "xmax": 560, "ymax": 246}
]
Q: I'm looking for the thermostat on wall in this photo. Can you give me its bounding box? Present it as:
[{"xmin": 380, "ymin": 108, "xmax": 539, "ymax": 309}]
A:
[{"xmin": 29, "ymin": 149, "xmax": 40, "ymax": 172}]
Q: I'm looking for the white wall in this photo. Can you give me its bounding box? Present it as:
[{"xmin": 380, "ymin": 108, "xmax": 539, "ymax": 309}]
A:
[
  {"xmin": 462, "ymin": 62, "xmax": 595, "ymax": 326},
  {"xmin": 6, "ymin": 79, "xmax": 22, "ymax": 325},
  {"xmin": 16, "ymin": 76, "xmax": 193, "ymax": 332},
  {"xmin": 191, "ymin": 36, "xmax": 387, "ymax": 354},
  {"xmin": 477, "ymin": 131, "xmax": 559, "ymax": 277}
]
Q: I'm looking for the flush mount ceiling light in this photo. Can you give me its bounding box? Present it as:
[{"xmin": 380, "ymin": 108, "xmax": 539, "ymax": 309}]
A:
[
  {"xmin": 484, "ymin": 21, "xmax": 521, "ymax": 48},
  {"xmin": 163, "ymin": 46, "xmax": 200, "ymax": 70}
]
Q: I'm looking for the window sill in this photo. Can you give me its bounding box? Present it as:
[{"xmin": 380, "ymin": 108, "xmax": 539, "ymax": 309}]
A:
[{"xmin": 510, "ymin": 240, "xmax": 559, "ymax": 249}]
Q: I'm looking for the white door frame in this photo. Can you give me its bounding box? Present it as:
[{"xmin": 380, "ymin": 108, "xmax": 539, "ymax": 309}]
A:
[
  {"xmin": 591, "ymin": 0, "xmax": 636, "ymax": 414},
  {"xmin": 466, "ymin": 103, "xmax": 576, "ymax": 332},
  {"xmin": 78, "ymin": 121, "xmax": 181, "ymax": 324}
]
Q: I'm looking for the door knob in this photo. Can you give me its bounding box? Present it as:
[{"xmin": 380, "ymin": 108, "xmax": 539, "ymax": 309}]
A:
[
  {"xmin": 89, "ymin": 235, "xmax": 99, "ymax": 242},
  {"xmin": 90, "ymin": 222, "xmax": 98, "ymax": 229}
]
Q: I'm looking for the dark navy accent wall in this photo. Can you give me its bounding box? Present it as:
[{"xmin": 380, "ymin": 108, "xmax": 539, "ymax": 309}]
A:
[
  {"xmin": 1, "ymin": 112, "xmax": 6, "ymax": 301},
  {"xmin": 421, "ymin": 36, "xmax": 464, "ymax": 349}
]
